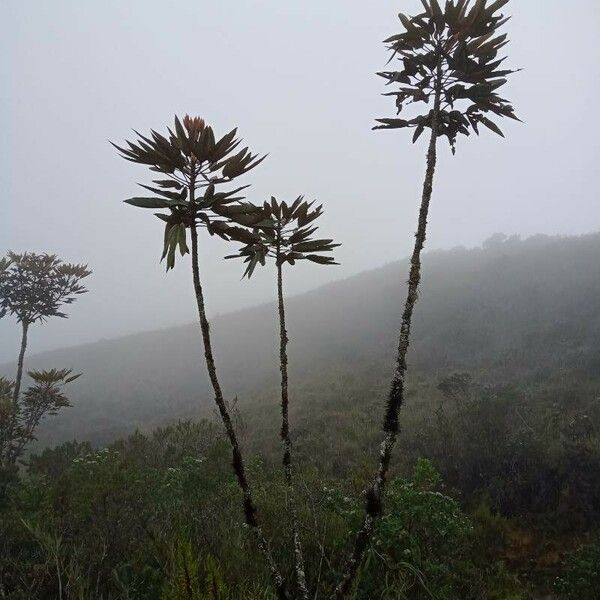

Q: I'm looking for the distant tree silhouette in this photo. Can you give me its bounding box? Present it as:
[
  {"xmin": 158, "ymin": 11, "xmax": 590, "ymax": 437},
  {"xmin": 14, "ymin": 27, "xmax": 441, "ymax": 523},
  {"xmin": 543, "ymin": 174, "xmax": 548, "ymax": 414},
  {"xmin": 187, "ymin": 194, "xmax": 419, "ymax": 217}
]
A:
[
  {"xmin": 335, "ymin": 1, "xmax": 520, "ymax": 596},
  {"xmin": 0, "ymin": 252, "xmax": 88, "ymax": 482},
  {"xmin": 113, "ymin": 116, "xmax": 288, "ymax": 598},
  {"xmin": 0, "ymin": 252, "xmax": 89, "ymax": 405},
  {"xmin": 228, "ymin": 196, "xmax": 339, "ymax": 599}
]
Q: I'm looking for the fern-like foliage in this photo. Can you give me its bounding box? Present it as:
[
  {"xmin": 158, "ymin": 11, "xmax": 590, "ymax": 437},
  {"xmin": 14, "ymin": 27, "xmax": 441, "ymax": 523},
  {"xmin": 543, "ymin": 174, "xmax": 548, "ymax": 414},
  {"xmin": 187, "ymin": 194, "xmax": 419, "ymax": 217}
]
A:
[{"xmin": 162, "ymin": 537, "xmax": 229, "ymax": 600}]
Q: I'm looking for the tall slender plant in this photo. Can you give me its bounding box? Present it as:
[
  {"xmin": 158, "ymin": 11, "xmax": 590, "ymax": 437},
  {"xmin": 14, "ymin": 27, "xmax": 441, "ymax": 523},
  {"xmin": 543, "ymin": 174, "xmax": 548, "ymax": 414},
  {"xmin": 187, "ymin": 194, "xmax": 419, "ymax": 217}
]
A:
[
  {"xmin": 112, "ymin": 116, "xmax": 289, "ymax": 598},
  {"xmin": 334, "ymin": 1, "xmax": 520, "ymax": 596},
  {"xmin": 0, "ymin": 252, "xmax": 88, "ymax": 479},
  {"xmin": 228, "ymin": 196, "xmax": 339, "ymax": 599},
  {"xmin": 0, "ymin": 253, "xmax": 89, "ymax": 411}
]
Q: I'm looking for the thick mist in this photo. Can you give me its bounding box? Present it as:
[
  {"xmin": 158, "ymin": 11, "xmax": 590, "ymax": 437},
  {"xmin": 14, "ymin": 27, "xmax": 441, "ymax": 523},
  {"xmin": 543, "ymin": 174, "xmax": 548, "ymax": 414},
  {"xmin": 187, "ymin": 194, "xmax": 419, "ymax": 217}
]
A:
[{"xmin": 1, "ymin": 0, "xmax": 599, "ymax": 362}]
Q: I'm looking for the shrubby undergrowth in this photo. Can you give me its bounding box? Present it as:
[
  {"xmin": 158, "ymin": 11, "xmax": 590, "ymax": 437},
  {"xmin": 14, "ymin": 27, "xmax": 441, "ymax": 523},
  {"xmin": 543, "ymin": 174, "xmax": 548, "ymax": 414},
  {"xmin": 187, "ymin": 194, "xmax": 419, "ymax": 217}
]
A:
[{"xmin": 2, "ymin": 370, "xmax": 598, "ymax": 599}]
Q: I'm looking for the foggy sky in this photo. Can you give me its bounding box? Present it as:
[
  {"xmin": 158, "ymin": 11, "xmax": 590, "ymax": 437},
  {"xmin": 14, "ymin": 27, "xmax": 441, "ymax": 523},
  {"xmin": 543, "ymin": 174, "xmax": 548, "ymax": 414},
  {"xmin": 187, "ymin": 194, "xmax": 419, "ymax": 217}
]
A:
[{"xmin": 1, "ymin": 0, "xmax": 599, "ymax": 364}]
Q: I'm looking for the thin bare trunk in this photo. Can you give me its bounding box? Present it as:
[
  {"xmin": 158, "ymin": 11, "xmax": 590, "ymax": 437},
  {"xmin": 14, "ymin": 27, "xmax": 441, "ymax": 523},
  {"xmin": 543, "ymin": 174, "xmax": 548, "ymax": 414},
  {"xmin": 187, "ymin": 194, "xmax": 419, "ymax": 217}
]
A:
[
  {"xmin": 332, "ymin": 60, "xmax": 443, "ymax": 600},
  {"xmin": 4, "ymin": 321, "xmax": 29, "ymax": 469},
  {"xmin": 13, "ymin": 321, "xmax": 28, "ymax": 407},
  {"xmin": 277, "ymin": 256, "xmax": 308, "ymax": 600},
  {"xmin": 188, "ymin": 175, "xmax": 287, "ymax": 599}
]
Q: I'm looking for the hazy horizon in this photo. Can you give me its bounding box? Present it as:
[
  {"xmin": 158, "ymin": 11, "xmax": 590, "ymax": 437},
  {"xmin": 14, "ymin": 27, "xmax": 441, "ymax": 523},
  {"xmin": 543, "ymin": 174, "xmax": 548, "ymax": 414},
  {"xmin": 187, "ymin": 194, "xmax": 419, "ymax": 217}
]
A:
[
  {"xmin": 2, "ymin": 0, "xmax": 599, "ymax": 362},
  {"xmin": 0, "ymin": 232, "xmax": 505, "ymax": 363},
  {"xmin": 0, "ymin": 230, "xmax": 594, "ymax": 367}
]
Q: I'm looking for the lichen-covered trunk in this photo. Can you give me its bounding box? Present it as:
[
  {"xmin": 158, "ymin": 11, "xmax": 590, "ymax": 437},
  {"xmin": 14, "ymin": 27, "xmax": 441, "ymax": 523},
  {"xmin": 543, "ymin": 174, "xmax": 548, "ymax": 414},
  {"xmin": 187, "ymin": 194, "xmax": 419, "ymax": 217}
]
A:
[
  {"xmin": 188, "ymin": 180, "xmax": 287, "ymax": 599},
  {"xmin": 13, "ymin": 321, "xmax": 28, "ymax": 407},
  {"xmin": 332, "ymin": 67, "xmax": 442, "ymax": 600},
  {"xmin": 189, "ymin": 226, "xmax": 256, "ymax": 522},
  {"xmin": 277, "ymin": 260, "xmax": 308, "ymax": 600}
]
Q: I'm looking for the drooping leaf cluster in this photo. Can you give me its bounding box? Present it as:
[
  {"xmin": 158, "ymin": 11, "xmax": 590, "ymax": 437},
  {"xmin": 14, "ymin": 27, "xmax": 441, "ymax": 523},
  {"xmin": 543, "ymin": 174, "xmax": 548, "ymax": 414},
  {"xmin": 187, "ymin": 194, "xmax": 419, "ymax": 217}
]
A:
[
  {"xmin": 374, "ymin": 0, "xmax": 519, "ymax": 152},
  {"xmin": 112, "ymin": 116, "xmax": 270, "ymax": 270},
  {"xmin": 0, "ymin": 252, "xmax": 91, "ymax": 325},
  {"xmin": 226, "ymin": 197, "xmax": 340, "ymax": 278}
]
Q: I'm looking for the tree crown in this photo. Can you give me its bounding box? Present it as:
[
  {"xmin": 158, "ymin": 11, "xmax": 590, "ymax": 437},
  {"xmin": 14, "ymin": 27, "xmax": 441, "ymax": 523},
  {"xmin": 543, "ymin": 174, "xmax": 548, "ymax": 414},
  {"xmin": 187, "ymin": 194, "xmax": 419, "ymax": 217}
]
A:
[
  {"xmin": 374, "ymin": 0, "xmax": 519, "ymax": 152},
  {"xmin": 226, "ymin": 197, "xmax": 340, "ymax": 278},
  {"xmin": 113, "ymin": 115, "xmax": 270, "ymax": 270},
  {"xmin": 0, "ymin": 252, "xmax": 90, "ymax": 325},
  {"xmin": 1, "ymin": 369, "xmax": 79, "ymax": 465}
]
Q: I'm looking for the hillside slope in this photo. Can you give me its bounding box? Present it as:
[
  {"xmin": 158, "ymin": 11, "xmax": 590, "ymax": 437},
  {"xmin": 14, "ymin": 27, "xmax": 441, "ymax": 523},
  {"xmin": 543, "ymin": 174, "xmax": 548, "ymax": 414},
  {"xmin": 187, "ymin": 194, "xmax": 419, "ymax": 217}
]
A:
[{"xmin": 2, "ymin": 232, "xmax": 600, "ymax": 447}]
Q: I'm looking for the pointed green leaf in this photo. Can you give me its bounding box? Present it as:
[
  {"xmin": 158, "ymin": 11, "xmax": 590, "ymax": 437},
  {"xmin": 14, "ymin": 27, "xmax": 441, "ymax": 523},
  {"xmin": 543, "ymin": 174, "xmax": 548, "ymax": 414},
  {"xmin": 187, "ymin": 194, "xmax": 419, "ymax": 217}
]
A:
[
  {"xmin": 480, "ymin": 116, "xmax": 504, "ymax": 137},
  {"xmin": 124, "ymin": 197, "xmax": 175, "ymax": 209}
]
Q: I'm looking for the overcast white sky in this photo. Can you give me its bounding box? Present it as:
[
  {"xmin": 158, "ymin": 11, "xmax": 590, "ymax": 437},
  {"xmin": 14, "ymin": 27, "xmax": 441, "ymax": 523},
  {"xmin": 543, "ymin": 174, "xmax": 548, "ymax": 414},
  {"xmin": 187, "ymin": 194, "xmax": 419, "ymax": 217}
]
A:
[{"xmin": 1, "ymin": 0, "xmax": 599, "ymax": 363}]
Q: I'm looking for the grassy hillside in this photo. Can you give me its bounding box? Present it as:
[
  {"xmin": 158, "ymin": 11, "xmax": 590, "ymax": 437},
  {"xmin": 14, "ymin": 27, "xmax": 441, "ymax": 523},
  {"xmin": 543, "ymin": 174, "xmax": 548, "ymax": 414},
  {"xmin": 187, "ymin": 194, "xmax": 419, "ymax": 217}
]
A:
[{"xmin": 2, "ymin": 232, "xmax": 599, "ymax": 448}]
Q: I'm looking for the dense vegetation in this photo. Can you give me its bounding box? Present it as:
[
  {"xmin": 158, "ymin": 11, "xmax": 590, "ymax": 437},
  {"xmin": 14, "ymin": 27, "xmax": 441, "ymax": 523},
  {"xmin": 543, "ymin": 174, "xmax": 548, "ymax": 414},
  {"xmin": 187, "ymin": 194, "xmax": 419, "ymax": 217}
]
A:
[
  {"xmin": 1, "ymin": 233, "xmax": 599, "ymax": 598},
  {"xmin": 1, "ymin": 371, "xmax": 599, "ymax": 598}
]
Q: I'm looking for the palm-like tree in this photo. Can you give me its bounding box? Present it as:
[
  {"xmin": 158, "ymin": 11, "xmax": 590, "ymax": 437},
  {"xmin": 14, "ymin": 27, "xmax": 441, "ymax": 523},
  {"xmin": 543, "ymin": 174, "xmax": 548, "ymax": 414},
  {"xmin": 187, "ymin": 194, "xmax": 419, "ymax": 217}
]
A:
[
  {"xmin": 0, "ymin": 252, "xmax": 90, "ymax": 407},
  {"xmin": 112, "ymin": 116, "xmax": 288, "ymax": 597},
  {"xmin": 334, "ymin": 1, "xmax": 520, "ymax": 596},
  {"xmin": 228, "ymin": 197, "xmax": 339, "ymax": 599},
  {"xmin": 0, "ymin": 252, "xmax": 88, "ymax": 480}
]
